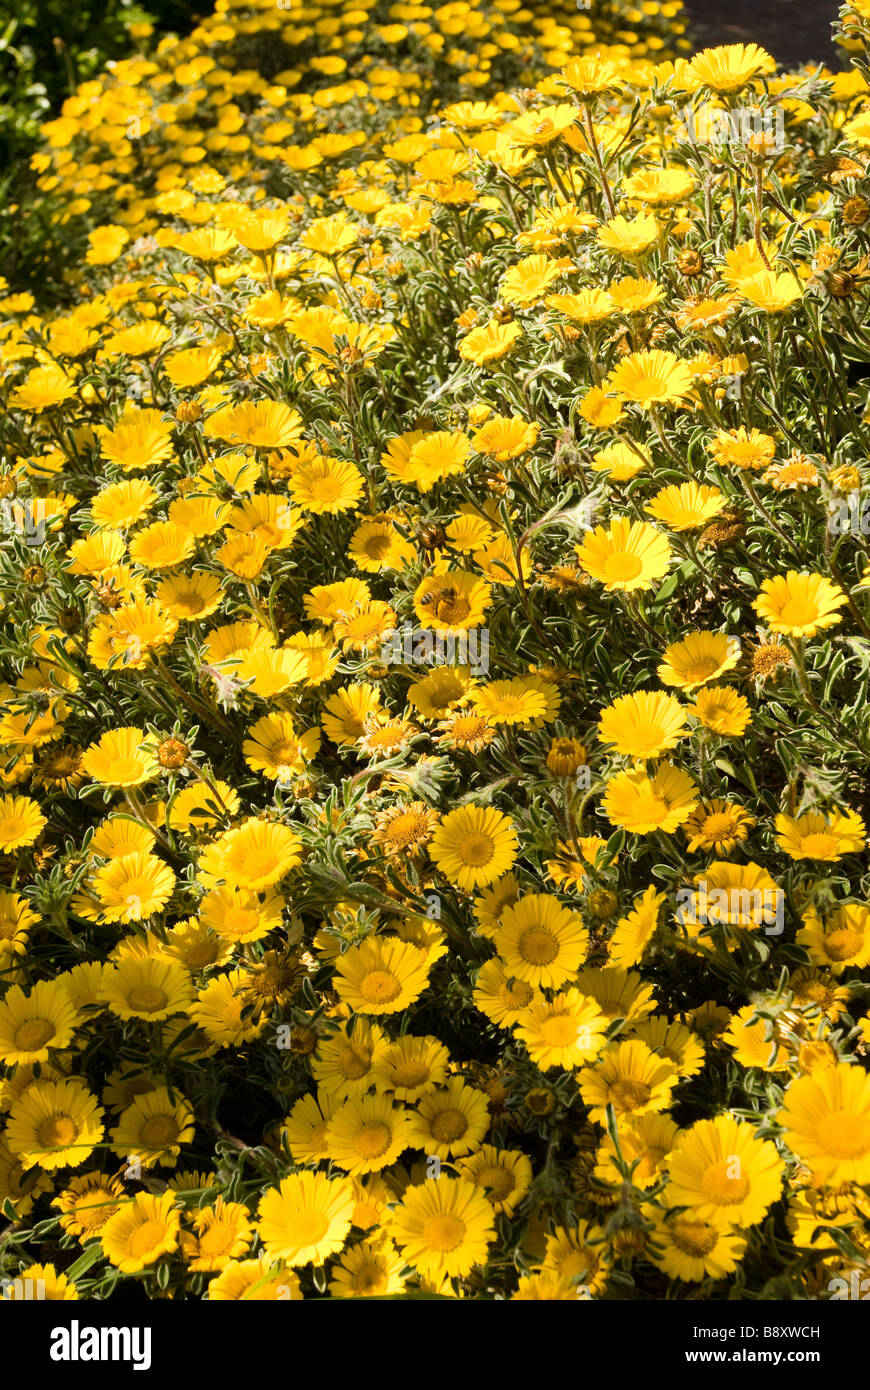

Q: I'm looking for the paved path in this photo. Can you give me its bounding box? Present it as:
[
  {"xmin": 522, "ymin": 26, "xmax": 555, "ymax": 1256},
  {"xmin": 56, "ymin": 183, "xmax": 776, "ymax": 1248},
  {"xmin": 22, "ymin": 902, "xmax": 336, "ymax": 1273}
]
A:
[{"xmin": 681, "ymin": 0, "xmax": 842, "ymax": 68}]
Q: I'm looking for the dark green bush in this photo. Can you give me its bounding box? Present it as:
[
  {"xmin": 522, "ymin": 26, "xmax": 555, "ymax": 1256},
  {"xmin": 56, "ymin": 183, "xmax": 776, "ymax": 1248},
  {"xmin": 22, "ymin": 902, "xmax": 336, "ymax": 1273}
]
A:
[{"xmin": 0, "ymin": 0, "xmax": 196, "ymax": 294}]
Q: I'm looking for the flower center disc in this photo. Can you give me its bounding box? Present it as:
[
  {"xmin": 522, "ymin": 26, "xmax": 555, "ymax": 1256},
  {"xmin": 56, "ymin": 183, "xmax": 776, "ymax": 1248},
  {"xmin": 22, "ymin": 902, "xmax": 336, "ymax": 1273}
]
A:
[
  {"xmin": 421, "ymin": 1213, "xmax": 466, "ymax": 1251},
  {"xmin": 127, "ymin": 986, "xmax": 169, "ymax": 1013},
  {"xmin": 817, "ymin": 1109, "xmax": 870, "ymax": 1159},
  {"xmin": 823, "ymin": 927, "xmax": 864, "ymax": 962},
  {"xmin": 38, "ymin": 1114, "xmax": 78, "ymax": 1148},
  {"xmin": 15, "ymin": 1018, "xmax": 55, "ymax": 1051},
  {"xmin": 360, "ymin": 970, "xmax": 402, "ymax": 1004},
  {"xmin": 459, "ymin": 833, "xmax": 494, "ymax": 867},
  {"xmin": 518, "ymin": 927, "xmax": 559, "ymax": 965},
  {"xmin": 141, "ymin": 1116, "xmax": 179, "ymax": 1149},
  {"xmin": 355, "ymin": 1124, "xmax": 393, "ymax": 1159},
  {"xmin": 671, "ymin": 1220, "xmax": 719, "ymax": 1257},
  {"xmin": 129, "ymin": 1219, "xmax": 164, "ymax": 1257},
  {"xmin": 431, "ymin": 1109, "xmax": 468, "ymax": 1143},
  {"xmin": 610, "ymin": 1078, "xmax": 652, "ymax": 1113},
  {"xmin": 702, "ymin": 1160, "xmax": 751, "ymax": 1204},
  {"xmin": 604, "ymin": 553, "xmax": 643, "ymax": 583}
]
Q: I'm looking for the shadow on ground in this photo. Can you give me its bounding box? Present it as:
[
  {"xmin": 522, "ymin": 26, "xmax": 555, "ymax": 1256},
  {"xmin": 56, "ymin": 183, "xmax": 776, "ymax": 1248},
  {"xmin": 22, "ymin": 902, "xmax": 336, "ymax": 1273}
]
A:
[{"xmin": 680, "ymin": 0, "xmax": 842, "ymax": 68}]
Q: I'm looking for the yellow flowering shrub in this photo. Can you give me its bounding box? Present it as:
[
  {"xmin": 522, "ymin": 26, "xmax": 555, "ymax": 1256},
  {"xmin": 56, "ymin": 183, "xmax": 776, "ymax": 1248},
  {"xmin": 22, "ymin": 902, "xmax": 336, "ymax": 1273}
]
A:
[{"xmin": 1, "ymin": 0, "xmax": 870, "ymax": 1304}]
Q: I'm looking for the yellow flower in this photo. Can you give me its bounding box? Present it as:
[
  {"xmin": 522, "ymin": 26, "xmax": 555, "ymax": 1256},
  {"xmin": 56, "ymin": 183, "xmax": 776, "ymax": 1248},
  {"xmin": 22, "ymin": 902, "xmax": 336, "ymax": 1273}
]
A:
[
  {"xmin": 230, "ymin": 206, "xmax": 292, "ymax": 253},
  {"xmin": 541, "ymin": 1220, "xmax": 611, "ymax": 1293},
  {"xmin": 198, "ymin": 886, "xmax": 284, "ymax": 944},
  {"xmin": 101, "ymin": 1191, "xmax": 180, "ymax": 1272},
  {"xmin": 6, "ymin": 1078, "xmax": 104, "ymax": 1171},
  {"xmin": 683, "ymin": 800, "xmax": 755, "ymax": 855},
  {"xmin": 391, "ymin": 1177, "xmax": 495, "ymax": 1280},
  {"xmin": 472, "ymin": 958, "xmax": 537, "ymax": 1028},
  {"xmin": 472, "ymin": 415, "xmax": 538, "ymax": 462},
  {"xmin": 91, "ymin": 852, "xmax": 175, "ymax": 923},
  {"xmin": 458, "ymin": 318, "xmax": 522, "ymax": 365},
  {"xmin": 658, "ymin": 631, "xmax": 740, "ymax": 690},
  {"xmin": 1, "ymin": 1262, "xmax": 79, "ymax": 1300},
  {"xmin": 456, "ymin": 1145, "xmax": 533, "ymax": 1216},
  {"xmin": 406, "ymin": 1076, "xmax": 490, "ymax": 1159},
  {"xmin": 578, "ymin": 1039, "xmax": 677, "ymax": 1124},
  {"xmin": 52, "ymin": 1171, "xmax": 127, "ymax": 1240},
  {"xmin": 578, "ymin": 386, "xmax": 625, "ymax": 427},
  {"xmin": 688, "ymin": 685, "xmax": 752, "ymax": 736},
  {"xmin": 750, "ymin": 569, "xmax": 839, "ymax": 636},
  {"xmin": 0, "ymin": 794, "xmax": 46, "ymax": 852},
  {"xmin": 608, "ymin": 275, "xmax": 665, "ymax": 314},
  {"xmin": 647, "ymin": 1213, "xmax": 746, "ymax": 1283},
  {"xmin": 473, "ymin": 676, "xmax": 559, "ymax": 727},
  {"xmin": 311, "ymin": 1019, "xmax": 389, "ymax": 1100},
  {"xmin": 99, "ymin": 408, "xmax": 175, "ymax": 471},
  {"xmin": 506, "ymin": 104, "xmax": 578, "ymax": 148},
  {"xmin": 87, "ymin": 599, "xmax": 179, "ymax": 670},
  {"xmin": 86, "ymin": 223, "xmax": 130, "ymax": 265},
  {"xmin": 708, "ymin": 426, "xmax": 776, "ymax": 470},
  {"xmin": 546, "ymin": 287, "xmax": 614, "ymax": 323},
  {"xmin": 602, "ymin": 762, "xmax": 699, "ymax": 835},
  {"xmin": 495, "ymin": 893, "xmax": 588, "ymax": 989},
  {"xmin": 207, "ymin": 1258, "xmax": 301, "ymax": 1301},
  {"xmin": 681, "ymin": 860, "xmax": 780, "ymax": 935},
  {"xmin": 664, "ymin": 1115, "xmax": 784, "ymax": 1227},
  {"xmin": 99, "ymin": 956, "xmax": 193, "ymax": 1020},
  {"xmin": 737, "ymin": 268, "xmax": 803, "ymax": 312},
  {"xmin": 798, "ymin": 903, "xmax": 870, "ymax": 973},
  {"xmin": 598, "ymin": 690, "xmax": 688, "ymax": 759},
  {"xmin": 0, "ymin": 980, "xmax": 78, "ymax": 1066},
  {"xmin": 189, "ymin": 970, "xmax": 270, "ymax": 1046},
  {"xmin": 559, "ymin": 55, "xmax": 622, "ymax": 98},
  {"xmin": 179, "ymin": 1196, "xmax": 253, "ymax": 1272},
  {"xmin": 204, "ymin": 400, "xmax": 304, "ymax": 449},
  {"xmin": 429, "ymin": 804, "xmax": 518, "ymax": 891},
  {"xmin": 326, "ymin": 1094, "xmax": 411, "ymax": 1175},
  {"xmin": 690, "ymin": 43, "xmax": 776, "ymax": 93},
  {"xmin": 623, "ymin": 166, "xmax": 695, "ymax": 205},
  {"xmin": 288, "ymin": 455, "xmax": 364, "ymax": 513},
  {"xmin": 256, "ymin": 1171, "xmax": 354, "ymax": 1266},
  {"xmin": 9, "ymin": 363, "xmax": 77, "ymax": 413},
  {"xmin": 367, "ymin": 1034, "xmax": 448, "ymax": 1102},
  {"xmin": 776, "ymin": 807, "xmax": 865, "ymax": 861},
  {"xmin": 645, "ymin": 482, "xmax": 726, "ymax": 531},
  {"xmin": 328, "ymin": 1238, "xmax": 407, "ymax": 1299},
  {"xmin": 102, "ymin": 322, "xmax": 172, "ymax": 358},
  {"xmin": 516, "ymin": 989, "xmax": 608, "ymax": 1070},
  {"xmin": 608, "ymin": 886, "xmax": 667, "ymax": 969},
  {"xmin": 778, "ymin": 1064, "xmax": 870, "ymax": 1186},
  {"xmin": 110, "ymin": 1085, "xmax": 196, "ymax": 1169},
  {"xmin": 606, "ymin": 349, "xmax": 695, "ymax": 408},
  {"xmin": 348, "ymin": 517, "xmax": 415, "ymax": 571},
  {"xmin": 722, "ymin": 1004, "xmax": 788, "ymax": 1071},
  {"xmin": 577, "ymin": 518, "xmax": 671, "ymax": 592},
  {"xmin": 81, "ymin": 727, "xmax": 159, "ymax": 786},
  {"xmin": 597, "ymin": 212, "xmax": 658, "ymax": 257},
  {"xmin": 501, "ymin": 253, "xmax": 565, "ymax": 306},
  {"xmin": 198, "ymin": 819, "xmax": 303, "ymax": 890}
]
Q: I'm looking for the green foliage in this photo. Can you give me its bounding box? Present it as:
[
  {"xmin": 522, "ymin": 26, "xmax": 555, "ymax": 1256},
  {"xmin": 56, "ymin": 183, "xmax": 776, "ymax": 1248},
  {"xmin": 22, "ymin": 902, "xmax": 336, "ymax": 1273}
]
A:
[{"xmin": 0, "ymin": 0, "xmax": 193, "ymax": 294}]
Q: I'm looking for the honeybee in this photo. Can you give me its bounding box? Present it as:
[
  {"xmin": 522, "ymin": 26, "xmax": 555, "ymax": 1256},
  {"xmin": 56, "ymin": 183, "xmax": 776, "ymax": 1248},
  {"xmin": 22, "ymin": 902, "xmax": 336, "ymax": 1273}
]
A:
[{"xmin": 419, "ymin": 585, "xmax": 460, "ymax": 625}]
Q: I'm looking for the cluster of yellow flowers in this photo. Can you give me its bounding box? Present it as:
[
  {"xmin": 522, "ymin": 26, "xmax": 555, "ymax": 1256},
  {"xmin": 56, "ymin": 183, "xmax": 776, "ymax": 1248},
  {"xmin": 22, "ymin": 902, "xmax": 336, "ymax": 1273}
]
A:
[{"xmin": 2, "ymin": 0, "xmax": 870, "ymax": 1301}]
